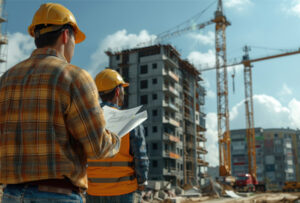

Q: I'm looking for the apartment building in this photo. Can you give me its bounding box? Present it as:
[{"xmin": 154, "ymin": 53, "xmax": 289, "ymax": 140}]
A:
[
  {"xmin": 230, "ymin": 128, "xmax": 298, "ymax": 189},
  {"xmin": 105, "ymin": 44, "xmax": 208, "ymax": 186}
]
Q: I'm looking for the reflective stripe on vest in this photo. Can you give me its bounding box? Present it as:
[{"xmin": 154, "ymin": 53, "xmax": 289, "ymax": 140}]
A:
[
  {"xmin": 88, "ymin": 161, "xmax": 133, "ymax": 167},
  {"xmin": 88, "ymin": 175, "xmax": 135, "ymax": 183}
]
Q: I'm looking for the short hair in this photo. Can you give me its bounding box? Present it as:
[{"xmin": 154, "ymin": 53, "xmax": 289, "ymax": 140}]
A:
[
  {"xmin": 34, "ymin": 24, "xmax": 74, "ymax": 48},
  {"xmin": 99, "ymin": 85, "xmax": 121, "ymax": 102}
]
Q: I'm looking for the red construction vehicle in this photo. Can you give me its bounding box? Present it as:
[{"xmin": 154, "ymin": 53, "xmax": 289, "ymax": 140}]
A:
[{"xmin": 233, "ymin": 173, "xmax": 265, "ymax": 192}]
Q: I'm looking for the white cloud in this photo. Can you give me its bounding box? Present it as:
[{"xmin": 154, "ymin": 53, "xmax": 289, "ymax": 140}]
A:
[
  {"xmin": 230, "ymin": 99, "xmax": 244, "ymax": 122},
  {"xmin": 227, "ymin": 64, "xmax": 243, "ymax": 76},
  {"xmin": 187, "ymin": 49, "xmax": 215, "ymax": 70},
  {"xmin": 88, "ymin": 29, "xmax": 156, "ymax": 76},
  {"xmin": 188, "ymin": 31, "xmax": 214, "ymax": 46},
  {"xmin": 288, "ymin": 98, "xmax": 300, "ymax": 128},
  {"xmin": 279, "ymin": 83, "xmax": 293, "ymax": 97},
  {"xmin": 282, "ymin": 0, "xmax": 300, "ymax": 18},
  {"xmin": 206, "ymin": 90, "xmax": 216, "ymax": 99},
  {"xmin": 205, "ymin": 112, "xmax": 219, "ymax": 167},
  {"xmin": 5, "ymin": 32, "xmax": 34, "ymax": 72},
  {"xmin": 230, "ymin": 94, "xmax": 297, "ymax": 129},
  {"xmin": 224, "ymin": 0, "xmax": 252, "ymax": 11}
]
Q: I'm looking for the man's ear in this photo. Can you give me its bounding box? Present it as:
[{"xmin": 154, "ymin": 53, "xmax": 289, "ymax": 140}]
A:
[
  {"xmin": 62, "ymin": 29, "xmax": 69, "ymax": 44},
  {"xmin": 115, "ymin": 87, "xmax": 120, "ymax": 97}
]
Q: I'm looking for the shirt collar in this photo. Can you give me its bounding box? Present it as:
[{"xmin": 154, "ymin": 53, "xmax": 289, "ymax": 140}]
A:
[
  {"xmin": 31, "ymin": 48, "xmax": 67, "ymax": 62},
  {"xmin": 101, "ymin": 101, "xmax": 120, "ymax": 109}
]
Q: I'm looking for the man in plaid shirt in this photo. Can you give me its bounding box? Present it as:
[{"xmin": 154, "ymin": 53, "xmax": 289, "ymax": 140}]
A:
[{"xmin": 0, "ymin": 3, "xmax": 120, "ymax": 203}]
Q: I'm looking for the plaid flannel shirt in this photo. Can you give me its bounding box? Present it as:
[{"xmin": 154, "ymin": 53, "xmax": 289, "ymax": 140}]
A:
[{"xmin": 0, "ymin": 48, "xmax": 120, "ymax": 189}]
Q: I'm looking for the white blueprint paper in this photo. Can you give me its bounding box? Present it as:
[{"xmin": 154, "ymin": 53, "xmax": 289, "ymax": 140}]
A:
[{"xmin": 102, "ymin": 105, "xmax": 147, "ymax": 138}]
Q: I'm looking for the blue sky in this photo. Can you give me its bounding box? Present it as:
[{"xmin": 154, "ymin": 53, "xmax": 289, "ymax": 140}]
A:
[{"xmin": 5, "ymin": 0, "xmax": 300, "ymax": 166}]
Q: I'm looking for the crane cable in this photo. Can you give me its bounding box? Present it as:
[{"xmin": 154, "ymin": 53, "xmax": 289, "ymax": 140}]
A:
[
  {"xmin": 249, "ymin": 45, "xmax": 290, "ymax": 53},
  {"xmin": 156, "ymin": 0, "xmax": 217, "ymax": 39},
  {"xmin": 231, "ymin": 67, "xmax": 236, "ymax": 94}
]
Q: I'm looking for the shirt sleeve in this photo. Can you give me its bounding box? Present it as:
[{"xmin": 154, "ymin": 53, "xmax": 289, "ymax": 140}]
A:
[
  {"xmin": 65, "ymin": 69, "xmax": 120, "ymax": 159},
  {"xmin": 130, "ymin": 124, "xmax": 149, "ymax": 184}
]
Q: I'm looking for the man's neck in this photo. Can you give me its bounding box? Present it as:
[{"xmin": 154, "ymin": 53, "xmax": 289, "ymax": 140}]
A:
[{"xmin": 101, "ymin": 101, "xmax": 119, "ymax": 109}]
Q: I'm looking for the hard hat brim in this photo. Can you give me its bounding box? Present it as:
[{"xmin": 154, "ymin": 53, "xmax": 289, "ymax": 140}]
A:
[
  {"xmin": 122, "ymin": 83, "xmax": 129, "ymax": 88},
  {"xmin": 75, "ymin": 28, "xmax": 85, "ymax": 44}
]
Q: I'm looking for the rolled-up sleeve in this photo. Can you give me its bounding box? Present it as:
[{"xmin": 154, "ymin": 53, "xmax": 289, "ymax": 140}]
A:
[{"xmin": 65, "ymin": 69, "xmax": 120, "ymax": 159}]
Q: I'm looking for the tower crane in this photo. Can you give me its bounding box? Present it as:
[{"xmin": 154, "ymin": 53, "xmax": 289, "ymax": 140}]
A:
[
  {"xmin": 213, "ymin": 0, "xmax": 231, "ymax": 177},
  {"xmin": 201, "ymin": 46, "xmax": 300, "ymax": 187},
  {"xmin": 137, "ymin": 0, "xmax": 232, "ymax": 180}
]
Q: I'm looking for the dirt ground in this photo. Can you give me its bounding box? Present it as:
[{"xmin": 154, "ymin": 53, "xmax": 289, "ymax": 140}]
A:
[{"xmin": 181, "ymin": 192, "xmax": 300, "ymax": 203}]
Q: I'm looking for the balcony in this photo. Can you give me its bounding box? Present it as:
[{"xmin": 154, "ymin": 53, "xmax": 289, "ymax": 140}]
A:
[
  {"xmin": 163, "ymin": 69, "xmax": 179, "ymax": 82},
  {"xmin": 163, "ymin": 167, "xmax": 177, "ymax": 176},
  {"xmin": 163, "ymin": 116, "xmax": 180, "ymax": 127},
  {"xmin": 197, "ymin": 124, "xmax": 206, "ymax": 132},
  {"xmin": 175, "ymin": 98, "xmax": 183, "ymax": 107},
  {"xmin": 186, "ymin": 170, "xmax": 194, "ymax": 177},
  {"xmin": 186, "ymin": 126, "xmax": 194, "ymax": 135},
  {"xmin": 183, "ymin": 82, "xmax": 191, "ymax": 94},
  {"xmin": 163, "ymin": 151, "xmax": 181, "ymax": 159},
  {"xmin": 163, "ymin": 84, "xmax": 179, "ymax": 97},
  {"xmin": 196, "ymin": 85, "xmax": 206, "ymax": 97},
  {"xmin": 197, "ymin": 146, "xmax": 208, "ymax": 154},
  {"xmin": 199, "ymin": 117, "xmax": 206, "ymax": 130},
  {"xmin": 0, "ymin": 17, "xmax": 6, "ymax": 23},
  {"xmin": 0, "ymin": 56, "xmax": 5, "ymax": 63},
  {"xmin": 197, "ymin": 134, "xmax": 207, "ymax": 142},
  {"xmin": 198, "ymin": 95, "xmax": 205, "ymax": 105},
  {"xmin": 186, "ymin": 141, "xmax": 195, "ymax": 149},
  {"xmin": 196, "ymin": 104, "xmax": 200, "ymax": 112},
  {"xmin": 163, "ymin": 54, "xmax": 179, "ymax": 68},
  {"xmin": 184, "ymin": 94, "xmax": 193, "ymax": 107},
  {"xmin": 163, "ymin": 133, "xmax": 180, "ymax": 143},
  {"xmin": 197, "ymin": 158, "xmax": 209, "ymax": 166},
  {"xmin": 185, "ymin": 155, "xmax": 194, "ymax": 162},
  {"xmin": 0, "ymin": 35, "xmax": 7, "ymax": 45},
  {"xmin": 184, "ymin": 114, "xmax": 192, "ymax": 123},
  {"xmin": 163, "ymin": 100, "xmax": 178, "ymax": 112},
  {"xmin": 199, "ymin": 172, "xmax": 209, "ymax": 178}
]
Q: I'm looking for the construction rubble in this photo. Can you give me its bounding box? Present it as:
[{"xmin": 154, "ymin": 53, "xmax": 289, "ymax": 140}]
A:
[
  {"xmin": 140, "ymin": 180, "xmax": 300, "ymax": 203},
  {"xmin": 141, "ymin": 179, "xmax": 220, "ymax": 203}
]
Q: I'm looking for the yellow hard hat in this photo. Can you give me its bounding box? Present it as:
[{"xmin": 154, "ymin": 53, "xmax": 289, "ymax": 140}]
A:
[
  {"xmin": 28, "ymin": 3, "xmax": 85, "ymax": 44},
  {"xmin": 95, "ymin": 69, "xmax": 129, "ymax": 93}
]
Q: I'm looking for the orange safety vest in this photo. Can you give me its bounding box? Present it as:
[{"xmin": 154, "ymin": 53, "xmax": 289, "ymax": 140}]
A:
[{"xmin": 87, "ymin": 132, "xmax": 138, "ymax": 196}]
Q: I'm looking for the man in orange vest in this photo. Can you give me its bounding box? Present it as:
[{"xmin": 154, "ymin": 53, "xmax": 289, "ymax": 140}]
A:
[{"xmin": 87, "ymin": 69, "xmax": 149, "ymax": 203}]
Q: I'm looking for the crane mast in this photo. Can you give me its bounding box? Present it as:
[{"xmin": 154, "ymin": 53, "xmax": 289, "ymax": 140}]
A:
[
  {"xmin": 214, "ymin": 0, "xmax": 231, "ymax": 177},
  {"xmin": 242, "ymin": 46, "xmax": 256, "ymax": 180}
]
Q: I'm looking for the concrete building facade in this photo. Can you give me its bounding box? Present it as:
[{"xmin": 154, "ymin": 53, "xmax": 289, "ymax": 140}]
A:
[
  {"xmin": 230, "ymin": 128, "xmax": 299, "ymax": 189},
  {"xmin": 106, "ymin": 44, "xmax": 208, "ymax": 186}
]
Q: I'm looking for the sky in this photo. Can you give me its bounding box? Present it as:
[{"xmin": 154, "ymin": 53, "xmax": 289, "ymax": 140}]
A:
[{"xmin": 4, "ymin": 0, "xmax": 300, "ymax": 167}]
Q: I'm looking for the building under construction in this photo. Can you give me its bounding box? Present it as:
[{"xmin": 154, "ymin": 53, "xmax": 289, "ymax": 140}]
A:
[{"xmin": 106, "ymin": 44, "xmax": 208, "ymax": 186}]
